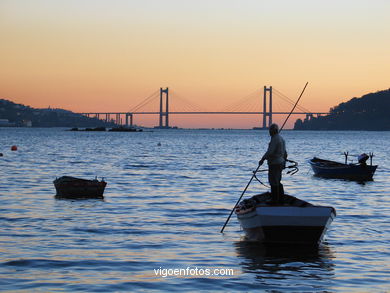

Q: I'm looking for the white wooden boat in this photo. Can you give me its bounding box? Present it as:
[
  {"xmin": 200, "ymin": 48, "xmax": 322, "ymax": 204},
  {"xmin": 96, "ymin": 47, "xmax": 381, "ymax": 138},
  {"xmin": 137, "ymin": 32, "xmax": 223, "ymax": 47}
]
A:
[{"xmin": 236, "ymin": 193, "xmax": 336, "ymax": 245}]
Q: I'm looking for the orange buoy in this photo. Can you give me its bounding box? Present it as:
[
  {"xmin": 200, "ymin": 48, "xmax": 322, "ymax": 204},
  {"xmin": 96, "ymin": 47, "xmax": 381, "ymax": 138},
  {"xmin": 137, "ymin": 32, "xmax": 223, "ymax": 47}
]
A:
[{"xmin": 11, "ymin": 145, "xmax": 17, "ymax": 151}]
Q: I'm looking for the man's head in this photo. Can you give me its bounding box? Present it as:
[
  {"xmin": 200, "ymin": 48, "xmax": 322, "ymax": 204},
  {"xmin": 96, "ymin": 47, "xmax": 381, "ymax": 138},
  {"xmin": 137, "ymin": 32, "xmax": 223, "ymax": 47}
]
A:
[{"xmin": 269, "ymin": 123, "xmax": 279, "ymax": 136}]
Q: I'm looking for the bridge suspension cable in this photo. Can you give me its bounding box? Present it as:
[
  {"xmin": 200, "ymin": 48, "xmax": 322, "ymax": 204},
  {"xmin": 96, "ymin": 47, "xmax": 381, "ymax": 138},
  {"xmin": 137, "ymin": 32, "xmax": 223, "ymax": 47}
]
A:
[
  {"xmin": 222, "ymin": 87, "xmax": 311, "ymax": 113},
  {"xmin": 169, "ymin": 90, "xmax": 207, "ymax": 112},
  {"xmin": 127, "ymin": 87, "xmax": 314, "ymax": 117},
  {"xmin": 222, "ymin": 89, "xmax": 260, "ymax": 112},
  {"xmin": 129, "ymin": 90, "xmax": 160, "ymax": 112},
  {"xmin": 273, "ymin": 88, "xmax": 311, "ymax": 113}
]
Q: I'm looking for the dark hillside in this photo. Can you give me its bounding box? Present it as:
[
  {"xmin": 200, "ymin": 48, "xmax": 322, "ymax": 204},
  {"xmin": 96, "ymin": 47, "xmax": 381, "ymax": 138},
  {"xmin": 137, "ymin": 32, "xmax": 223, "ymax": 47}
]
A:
[
  {"xmin": 0, "ymin": 99, "xmax": 117, "ymax": 127},
  {"xmin": 294, "ymin": 89, "xmax": 390, "ymax": 130}
]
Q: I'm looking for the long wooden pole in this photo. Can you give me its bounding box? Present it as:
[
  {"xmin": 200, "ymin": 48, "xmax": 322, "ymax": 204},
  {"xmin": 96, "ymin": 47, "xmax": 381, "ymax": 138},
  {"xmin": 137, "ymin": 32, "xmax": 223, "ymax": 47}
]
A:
[
  {"xmin": 280, "ymin": 82, "xmax": 309, "ymax": 131},
  {"xmin": 220, "ymin": 165, "xmax": 260, "ymax": 233},
  {"xmin": 220, "ymin": 82, "xmax": 309, "ymax": 233}
]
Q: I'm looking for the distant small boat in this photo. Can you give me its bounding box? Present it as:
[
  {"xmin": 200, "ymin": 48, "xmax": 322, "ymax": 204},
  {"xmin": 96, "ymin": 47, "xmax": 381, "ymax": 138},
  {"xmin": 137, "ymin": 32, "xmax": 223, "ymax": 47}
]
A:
[
  {"xmin": 53, "ymin": 176, "xmax": 106, "ymax": 199},
  {"xmin": 68, "ymin": 127, "xmax": 106, "ymax": 131},
  {"xmin": 236, "ymin": 193, "xmax": 336, "ymax": 245},
  {"xmin": 109, "ymin": 127, "xmax": 142, "ymax": 132},
  {"xmin": 85, "ymin": 127, "xmax": 106, "ymax": 131},
  {"xmin": 309, "ymin": 153, "xmax": 377, "ymax": 181}
]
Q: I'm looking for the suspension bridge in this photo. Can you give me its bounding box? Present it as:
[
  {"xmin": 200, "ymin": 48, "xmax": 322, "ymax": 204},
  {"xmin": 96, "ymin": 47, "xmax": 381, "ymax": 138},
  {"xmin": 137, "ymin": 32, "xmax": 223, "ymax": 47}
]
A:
[{"xmin": 79, "ymin": 86, "xmax": 328, "ymax": 128}]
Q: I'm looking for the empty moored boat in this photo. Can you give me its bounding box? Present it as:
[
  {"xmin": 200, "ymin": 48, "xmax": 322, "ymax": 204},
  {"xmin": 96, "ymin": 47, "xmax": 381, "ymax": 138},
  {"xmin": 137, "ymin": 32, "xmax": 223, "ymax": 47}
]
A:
[
  {"xmin": 235, "ymin": 193, "xmax": 336, "ymax": 245},
  {"xmin": 53, "ymin": 176, "xmax": 107, "ymax": 199},
  {"xmin": 309, "ymin": 153, "xmax": 377, "ymax": 181}
]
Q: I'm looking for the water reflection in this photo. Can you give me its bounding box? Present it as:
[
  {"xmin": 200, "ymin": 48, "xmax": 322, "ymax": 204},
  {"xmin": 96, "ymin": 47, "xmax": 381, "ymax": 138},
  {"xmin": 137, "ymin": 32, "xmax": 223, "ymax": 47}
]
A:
[
  {"xmin": 54, "ymin": 196, "xmax": 105, "ymax": 202},
  {"xmin": 235, "ymin": 241, "xmax": 335, "ymax": 291},
  {"xmin": 311, "ymin": 174, "xmax": 373, "ymax": 185}
]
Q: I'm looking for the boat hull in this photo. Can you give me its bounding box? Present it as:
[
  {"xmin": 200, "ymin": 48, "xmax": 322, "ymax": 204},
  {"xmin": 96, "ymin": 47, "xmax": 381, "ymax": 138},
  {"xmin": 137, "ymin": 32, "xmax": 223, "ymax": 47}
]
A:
[
  {"xmin": 237, "ymin": 206, "xmax": 335, "ymax": 245},
  {"xmin": 54, "ymin": 176, "xmax": 106, "ymax": 199},
  {"xmin": 309, "ymin": 158, "xmax": 377, "ymax": 181}
]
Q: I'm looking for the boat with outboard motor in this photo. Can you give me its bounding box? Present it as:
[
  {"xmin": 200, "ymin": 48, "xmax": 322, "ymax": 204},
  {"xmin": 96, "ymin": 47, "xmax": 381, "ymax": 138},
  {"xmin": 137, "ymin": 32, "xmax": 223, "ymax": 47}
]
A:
[
  {"xmin": 309, "ymin": 152, "xmax": 377, "ymax": 181},
  {"xmin": 53, "ymin": 176, "xmax": 107, "ymax": 199},
  {"xmin": 235, "ymin": 192, "xmax": 336, "ymax": 245}
]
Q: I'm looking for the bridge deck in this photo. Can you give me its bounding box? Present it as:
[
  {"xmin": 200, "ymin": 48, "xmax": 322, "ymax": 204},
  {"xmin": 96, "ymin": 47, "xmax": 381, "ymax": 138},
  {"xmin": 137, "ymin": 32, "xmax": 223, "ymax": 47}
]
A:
[{"xmin": 79, "ymin": 112, "xmax": 328, "ymax": 115}]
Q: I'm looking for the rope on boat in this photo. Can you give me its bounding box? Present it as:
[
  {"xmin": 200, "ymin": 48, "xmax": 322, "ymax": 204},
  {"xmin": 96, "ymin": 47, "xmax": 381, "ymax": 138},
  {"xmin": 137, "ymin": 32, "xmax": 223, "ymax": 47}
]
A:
[
  {"xmin": 285, "ymin": 159, "xmax": 299, "ymax": 175},
  {"xmin": 252, "ymin": 159, "xmax": 299, "ymax": 187}
]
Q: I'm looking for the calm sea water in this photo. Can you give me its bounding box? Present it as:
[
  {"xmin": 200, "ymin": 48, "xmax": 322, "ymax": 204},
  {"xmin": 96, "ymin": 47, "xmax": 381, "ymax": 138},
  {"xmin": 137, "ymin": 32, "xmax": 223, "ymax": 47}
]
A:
[{"xmin": 0, "ymin": 128, "xmax": 389, "ymax": 292}]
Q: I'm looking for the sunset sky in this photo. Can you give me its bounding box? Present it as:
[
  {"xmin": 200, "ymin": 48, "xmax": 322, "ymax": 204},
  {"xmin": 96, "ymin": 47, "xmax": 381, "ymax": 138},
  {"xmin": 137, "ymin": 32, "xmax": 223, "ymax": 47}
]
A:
[{"xmin": 1, "ymin": 0, "xmax": 389, "ymax": 128}]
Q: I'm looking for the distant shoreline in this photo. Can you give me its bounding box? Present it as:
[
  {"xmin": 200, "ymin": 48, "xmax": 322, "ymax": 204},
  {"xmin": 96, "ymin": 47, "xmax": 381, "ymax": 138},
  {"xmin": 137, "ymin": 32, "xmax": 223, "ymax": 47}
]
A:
[{"xmin": 2, "ymin": 126, "xmax": 389, "ymax": 132}]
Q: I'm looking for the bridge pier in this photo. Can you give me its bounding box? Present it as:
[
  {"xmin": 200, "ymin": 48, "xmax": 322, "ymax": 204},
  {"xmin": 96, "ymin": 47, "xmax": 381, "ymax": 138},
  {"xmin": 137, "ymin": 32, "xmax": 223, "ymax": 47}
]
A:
[{"xmin": 125, "ymin": 113, "xmax": 133, "ymax": 127}]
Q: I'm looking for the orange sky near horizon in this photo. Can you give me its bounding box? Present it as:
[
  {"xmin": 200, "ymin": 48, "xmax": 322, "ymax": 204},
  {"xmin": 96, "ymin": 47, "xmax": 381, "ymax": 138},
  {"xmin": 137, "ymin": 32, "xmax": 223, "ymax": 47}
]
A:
[{"xmin": 1, "ymin": 0, "xmax": 389, "ymax": 128}]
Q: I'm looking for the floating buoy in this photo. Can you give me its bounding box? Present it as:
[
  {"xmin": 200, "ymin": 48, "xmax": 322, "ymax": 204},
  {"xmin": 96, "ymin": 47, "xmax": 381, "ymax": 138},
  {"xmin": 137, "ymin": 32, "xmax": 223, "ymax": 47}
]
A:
[
  {"xmin": 157, "ymin": 142, "xmax": 161, "ymax": 146},
  {"xmin": 11, "ymin": 145, "xmax": 17, "ymax": 151}
]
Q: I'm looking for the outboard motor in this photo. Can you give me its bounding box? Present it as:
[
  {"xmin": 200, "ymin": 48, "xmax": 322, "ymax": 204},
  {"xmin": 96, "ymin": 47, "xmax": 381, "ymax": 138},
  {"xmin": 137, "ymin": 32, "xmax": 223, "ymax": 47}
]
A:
[{"xmin": 358, "ymin": 153, "xmax": 369, "ymax": 165}]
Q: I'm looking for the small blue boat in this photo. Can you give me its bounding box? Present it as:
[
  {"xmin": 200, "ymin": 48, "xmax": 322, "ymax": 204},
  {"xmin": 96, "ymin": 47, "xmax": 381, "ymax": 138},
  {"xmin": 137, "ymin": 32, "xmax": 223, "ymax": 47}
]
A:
[{"xmin": 309, "ymin": 153, "xmax": 377, "ymax": 181}]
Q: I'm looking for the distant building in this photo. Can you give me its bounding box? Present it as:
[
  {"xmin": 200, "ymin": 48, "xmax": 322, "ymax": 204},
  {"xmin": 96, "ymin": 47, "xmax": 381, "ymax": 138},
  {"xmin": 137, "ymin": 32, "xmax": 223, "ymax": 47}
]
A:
[
  {"xmin": 22, "ymin": 120, "xmax": 32, "ymax": 127},
  {"xmin": 0, "ymin": 119, "xmax": 15, "ymax": 127}
]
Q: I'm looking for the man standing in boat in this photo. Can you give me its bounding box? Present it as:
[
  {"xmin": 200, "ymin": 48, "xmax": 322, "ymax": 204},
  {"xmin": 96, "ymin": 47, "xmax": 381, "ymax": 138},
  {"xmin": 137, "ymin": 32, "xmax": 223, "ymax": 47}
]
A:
[{"xmin": 258, "ymin": 123, "xmax": 287, "ymax": 204}]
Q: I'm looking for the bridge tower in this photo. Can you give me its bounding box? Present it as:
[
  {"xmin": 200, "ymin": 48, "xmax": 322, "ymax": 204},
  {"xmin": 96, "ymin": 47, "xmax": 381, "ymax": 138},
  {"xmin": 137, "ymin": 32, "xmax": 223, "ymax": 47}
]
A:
[
  {"xmin": 158, "ymin": 87, "xmax": 169, "ymax": 128},
  {"xmin": 262, "ymin": 86, "xmax": 273, "ymax": 129}
]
